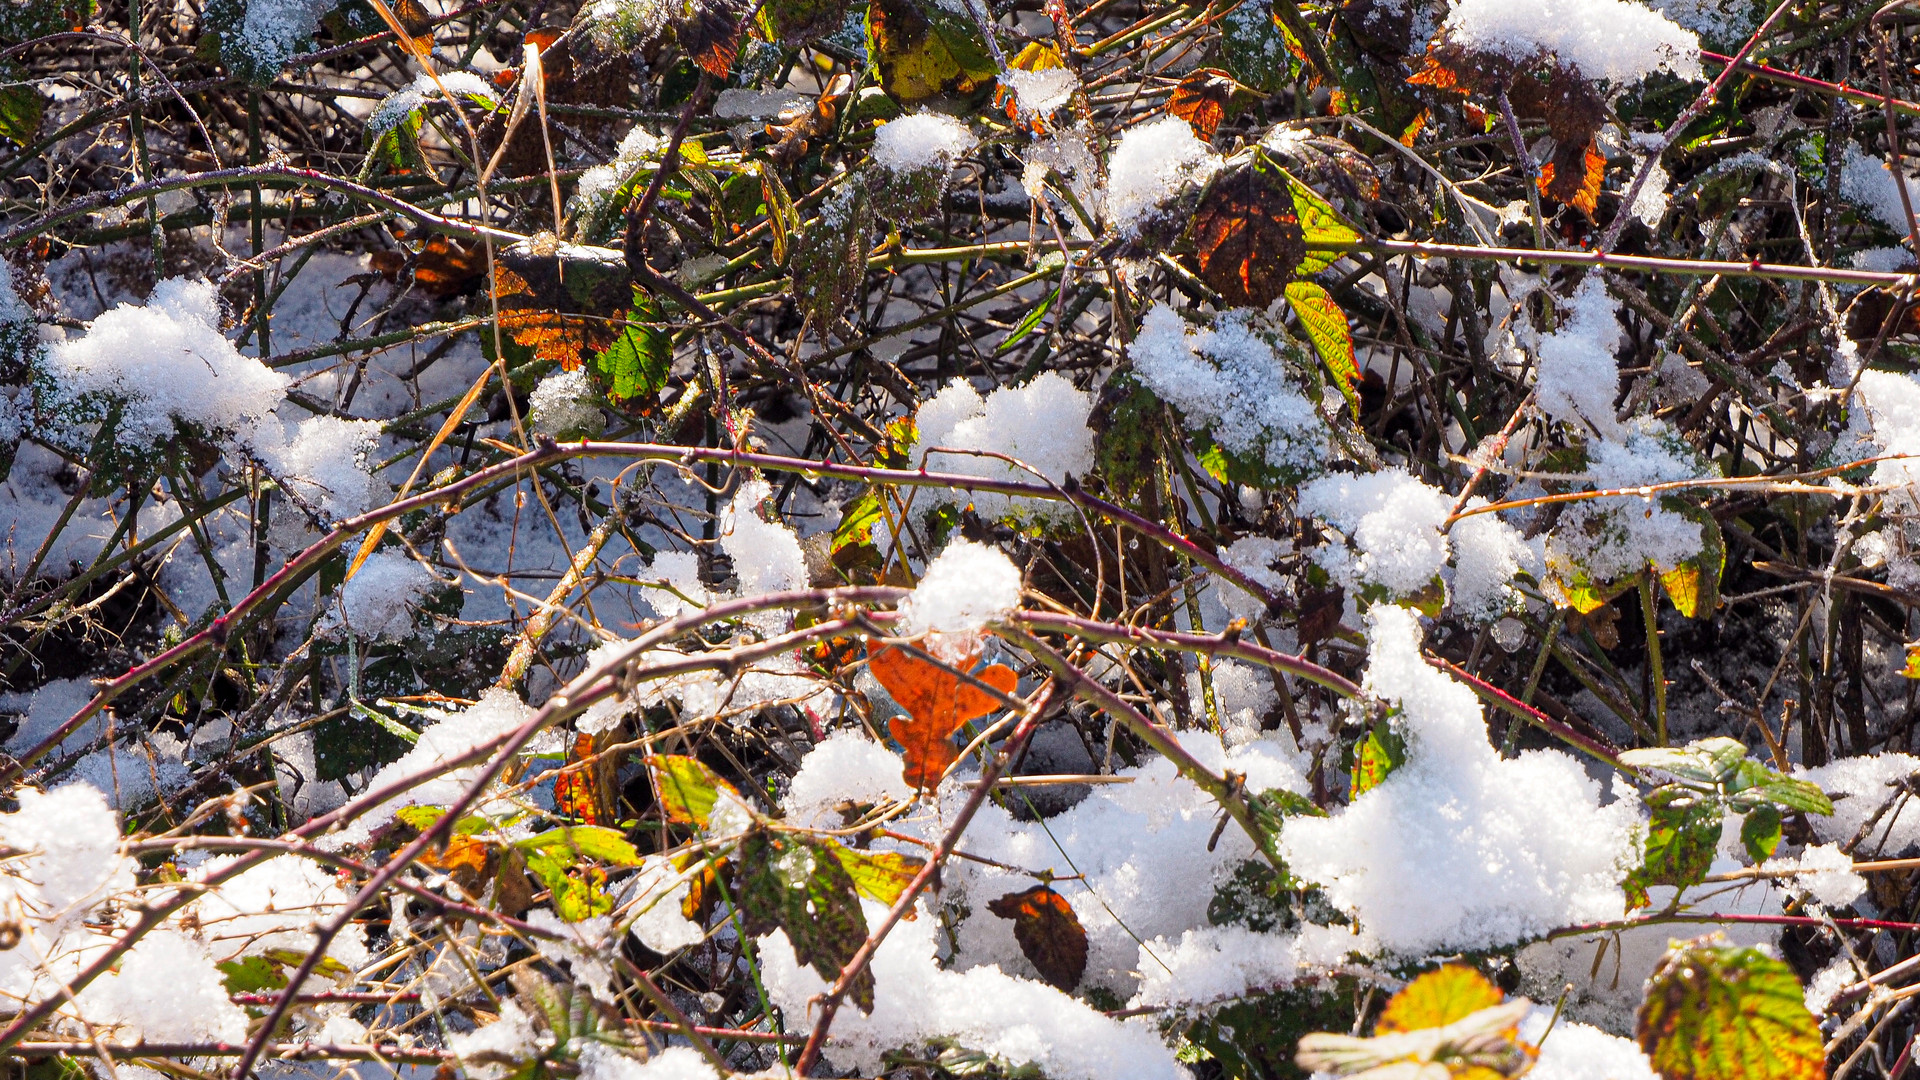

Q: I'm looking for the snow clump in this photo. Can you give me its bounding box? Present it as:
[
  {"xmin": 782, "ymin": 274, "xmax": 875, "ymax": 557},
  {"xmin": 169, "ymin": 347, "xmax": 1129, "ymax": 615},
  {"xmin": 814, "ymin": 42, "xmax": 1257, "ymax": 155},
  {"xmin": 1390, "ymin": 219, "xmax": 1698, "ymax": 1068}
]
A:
[
  {"xmin": 909, "ymin": 372, "xmax": 1095, "ymax": 523},
  {"xmin": 528, "ymin": 368, "xmax": 605, "ymax": 437},
  {"xmin": 903, "ymin": 540, "xmax": 1023, "ymax": 638},
  {"xmin": 872, "ymin": 112, "xmax": 978, "ymax": 173},
  {"xmin": 1128, "ymin": 304, "xmax": 1330, "ymax": 477},
  {"xmin": 1280, "ymin": 606, "xmax": 1640, "ymax": 953},
  {"xmin": 1442, "ymin": 0, "xmax": 1701, "ymax": 83},
  {"xmin": 328, "ymin": 548, "xmax": 438, "ymax": 641},
  {"xmin": 43, "ymin": 278, "xmax": 287, "ymax": 450},
  {"xmin": 1104, "ymin": 116, "xmax": 1221, "ymax": 235},
  {"xmin": 1001, "ymin": 67, "xmax": 1078, "ymax": 122}
]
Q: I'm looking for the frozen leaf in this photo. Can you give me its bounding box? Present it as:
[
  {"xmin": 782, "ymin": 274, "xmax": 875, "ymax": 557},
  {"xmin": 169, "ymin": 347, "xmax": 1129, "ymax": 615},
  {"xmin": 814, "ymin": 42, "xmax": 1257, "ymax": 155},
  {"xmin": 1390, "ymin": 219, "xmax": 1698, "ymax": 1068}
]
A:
[
  {"xmin": 869, "ymin": 641, "xmax": 1019, "ymax": 793},
  {"xmin": 739, "ymin": 830, "xmax": 876, "ymax": 1012},
  {"xmin": 1284, "ymin": 281, "xmax": 1357, "ymax": 407},
  {"xmin": 1636, "ymin": 936, "xmax": 1824, "ymax": 1080},
  {"xmin": 986, "ymin": 884, "xmax": 1088, "ymax": 991},
  {"xmin": 1376, "ymin": 966, "xmax": 1506, "ymax": 1033},
  {"xmin": 866, "ymin": 0, "xmax": 997, "ymax": 103},
  {"xmin": 649, "ymin": 754, "xmax": 742, "ymax": 828}
]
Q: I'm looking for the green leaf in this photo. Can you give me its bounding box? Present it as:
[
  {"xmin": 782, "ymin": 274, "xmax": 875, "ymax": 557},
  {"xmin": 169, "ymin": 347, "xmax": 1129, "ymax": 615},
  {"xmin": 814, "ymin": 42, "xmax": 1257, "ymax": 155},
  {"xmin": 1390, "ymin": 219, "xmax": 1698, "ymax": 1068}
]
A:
[
  {"xmin": 831, "ymin": 488, "xmax": 888, "ymax": 558},
  {"xmin": 1620, "ymin": 736, "xmax": 1748, "ymax": 786},
  {"xmin": 0, "ymin": 73, "xmax": 44, "ymax": 146},
  {"xmin": 825, "ymin": 838, "xmax": 925, "ymax": 906},
  {"xmin": 514, "ymin": 825, "xmax": 643, "ymax": 866},
  {"xmin": 1627, "ymin": 785, "xmax": 1722, "ymax": 901},
  {"xmin": 1284, "ymin": 172, "xmax": 1359, "ymax": 276},
  {"xmin": 1217, "ymin": 0, "xmax": 1294, "ymax": 93},
  {"xmin": 738, "ymin": 830, "xmax": 876, "ymax": 1012},
  {"xmin": 866, "ymin": 0, "xmax": 998, "ymax": 104},
  {"xmin": 1748, "ymin": 774, "xmax": 1834, "ymax": 816},
  {"xmin": 1740, "ymin": 805, "xmax": 1783, "ymax": 863},
  {"xmin": 592, "ymin": 291, "xmax": 671, "ymax": 405},
  {"xmin": 649, "ymin": 754, "xmax": 740, "ymax": 828},
  {"xmin": 1349, "ymin": 717, "xmax": 1405, "ymax": 798},
  {"xmin": 1636, "ymin": 935, "xmax": 1825, "ymax": 1080},
  {"xmin": 1283, "ymin": 281, "xmax": 1356, "ymax": 409},
  {"xmin": 216, "ymin": 955, "xmax": 288, "ymax": 995},
  {"xmin": 997, "ymin": 287, "xmax": 1059, "ymax": 353}
]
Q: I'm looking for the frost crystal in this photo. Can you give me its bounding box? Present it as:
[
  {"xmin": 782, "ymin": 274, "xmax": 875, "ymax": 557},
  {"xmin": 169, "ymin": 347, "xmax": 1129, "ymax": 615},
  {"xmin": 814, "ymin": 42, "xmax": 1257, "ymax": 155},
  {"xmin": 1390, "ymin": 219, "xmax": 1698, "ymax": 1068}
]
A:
[
  {"xmin": 1104, "ymin": 116, "xmax": 1221, "ymax": 235},
  {"xmin": 1841, "ymin": 144, "xmax": 1920, "ymax": 234},
  {"xmin": 366, "ymin": 71, "xmax": 499, "ymax": 136},
  {"xmin": 1127, "ymin": 304, "xmax": 1329, "ymax": 476},
  {"xmin": 528, "ymin": 368, "xmax": 604, "ymax": 438},
  {"xmin": 909, "ymin": 372, "xmax": 1095, "ymax": 523},
  {"xmin": 1443, "ymin": 0, "xmax": 1702, "ymax": 83}
]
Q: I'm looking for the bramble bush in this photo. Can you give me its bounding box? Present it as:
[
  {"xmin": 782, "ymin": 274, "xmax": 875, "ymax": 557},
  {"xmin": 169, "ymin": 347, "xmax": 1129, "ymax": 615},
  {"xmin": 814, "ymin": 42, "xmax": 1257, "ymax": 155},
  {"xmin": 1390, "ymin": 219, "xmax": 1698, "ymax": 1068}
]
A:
[{"xmin": 8, "ymin": 0, "xmax": 1920, "ymax": 1074}]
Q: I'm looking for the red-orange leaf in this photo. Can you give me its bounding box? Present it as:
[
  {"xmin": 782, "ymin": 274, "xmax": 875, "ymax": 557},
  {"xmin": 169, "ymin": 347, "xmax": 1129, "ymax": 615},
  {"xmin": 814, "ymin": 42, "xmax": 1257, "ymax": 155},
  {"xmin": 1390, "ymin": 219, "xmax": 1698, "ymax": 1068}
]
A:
[
  {"xmin": 869, "ymin": 641, "xmax": 1018, "ymax": 794},
  {"xmin": 1166, "ymin": 68, "xmax": 1242, "ymax": 139},
  {"xmin": 1539, "ymin": 139, "xmax": 1605, "ymax": 217},
  {"xmin": 553, "ymin": 731, "xmax": 602, "ymax": 825},
  {"xmin": 987, "ymin": 885, "xmax": 1087, "ymax": 991},
  {"xmin": 1191, "ymin": 149, "xmax": 1305, "ymax": 308}
]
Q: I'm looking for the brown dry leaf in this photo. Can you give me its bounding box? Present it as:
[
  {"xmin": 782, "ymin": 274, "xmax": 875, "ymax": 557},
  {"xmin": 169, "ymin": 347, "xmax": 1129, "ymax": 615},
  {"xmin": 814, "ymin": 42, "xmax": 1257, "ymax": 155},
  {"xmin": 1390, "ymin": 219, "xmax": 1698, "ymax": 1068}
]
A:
[
  {"xmin": 987, "ymin": 885, "xmax": 1087, "ymax": 991},
  {"xmin": 1191, "ymin": 150, "xmax": 1305, "ymax": 308},
  {"xmin": 869, "ymin": 641, "xmax": 1019, "ymax": 793},
  {"xmin": 372, "ymin": 235, "xmax": 487, "ymax": 298},
  {"xmin": 392, "ymin": 0, "xmax": 436, "ymax": 51},
  {"xmin": 767, "ymin": 74, "xmax": 851, "ymax": 166},
  {"xmin": 420, "ymin": 835, "xmax": 497, "ymax": 895}
]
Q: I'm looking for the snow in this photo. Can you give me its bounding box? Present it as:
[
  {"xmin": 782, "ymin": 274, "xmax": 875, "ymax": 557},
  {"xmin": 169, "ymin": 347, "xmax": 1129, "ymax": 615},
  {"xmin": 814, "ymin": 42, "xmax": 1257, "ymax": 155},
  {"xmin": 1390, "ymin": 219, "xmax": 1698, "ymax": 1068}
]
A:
[
  {"xmin": 1543, "ymin": 418, "xmax": 1709, "ymax": 596},
  {"xmin": 1841, "ymin": 144, "xmax": 1920, "ymax": 234},
  {"xmin": 235, "ymin": 0, "xmax": 342, "ymax": 74},
  {"xmin": 720, "ymin": 478, "xmax": 807, "ymax": 600},
  {"xmin": 367, "ymin": 71, "xmax": 500, "ymax": 136},
  {"xmin": 43, "ymin": 277, "xmax": 288, "ymax": 451},
  {"xmin": 1280, "ymin": 607, "xmax": 1639, "ymax": 954},
  {"xmin": 1442, "ymin": 0, "xmax": 1701, "ymax": 83},
  {"xmin": 330, "ymin": 548, "xmax": 437, "ymax": 641},
  {"xmin": 782, "ymin": 730, "xmax": 914, "ymax": 829},
  {"xmin": 1798, "ymin": 753, "xmax": 1920, "ymax": 854},
  {"xmin": 1105, "ymin": 116, "xmax": 1221, "ymax": 235},
  {"xmin": 902, "ymin": 539, "xmax": 1023, "ymax": 639},
  {"xmin": 1766, "ymin": 842, "xmax": 1867, "ymax": 909},
  {"xmin": 1127, "ymin": 304, "xmax": 1330, "ymax": 477},
  {"xmin": 1804, "ymin": 954, "xmax": 1856, "ymax": 1016},
  {"xmin": 760, "ymin": 902, "xmax": 1184, "ymax": 1080},
  {"xmin": 252, "ymin": 413, "xmax": 387, "ymax": 521},
  {"xmin": 615, "ymin": 856, "xmax": 706, "ymax": 952},
  {"xmin": 909, "ymin": 372, "xmax": 1096, "ymax": 523},
  {"xmin": 1521, "ymin": 1007, "xmax": 1659, "ymax": 1080},
  {"xmin": 1857, "ymin": 370, "xmax": 1920, "ymax": 514},
  {"xmin": 528, "ymin": 368, "xmax": 604, "ymax": 437},
  {"xmin": 0, "ymin": 677, "xmax": 103, "ymax": 756},
  {"xmin": 1450, "ymin": 500, "xmax": 1539, "ymax": 619},
  {"xmin": 451, "ymin": 1001, "xmax": 553, "ymax": 1080},
  {"xmin": 872, "ymin": 112, "xmax": 978, "ymax": 173},
  {"xmin": 86, "ymin": 929, "xmax": 251, "ymax": 1043},
  {"xmin": 1298, "ymin": 469, "xmax": 1453, "ymax": 599},
  {"xmin": 192, "ymin": 853, "xmax": 368, "ymax": 969},
  {"xmin": 1001, "ymin": 68, "xmax": 1078, "ymax": 121},
  {"xmin": 577, "ymin": 1043, "xmax": 718, "ymax": 1080},
  {"xmin": 573, "ymin": 126, "xmax": 666, "ymax": 220},
  {"xmin": 325, "ymin": 688, "xmax": 535, "ymax": 843},
  {"xmin": 1536, "ymin": 276, "xmax": 1625, "ymax": 438},
  {"xmin": 1128, "ymin": 922, "xmax": 1364, "ymax": 1008},
  {"xmin": 1213, "ymin": 536, "xmax": 1289, "ymax": 622},
  {"xmin": 712, "ymin": 88, "xmax": 809, "ymax": 120}
]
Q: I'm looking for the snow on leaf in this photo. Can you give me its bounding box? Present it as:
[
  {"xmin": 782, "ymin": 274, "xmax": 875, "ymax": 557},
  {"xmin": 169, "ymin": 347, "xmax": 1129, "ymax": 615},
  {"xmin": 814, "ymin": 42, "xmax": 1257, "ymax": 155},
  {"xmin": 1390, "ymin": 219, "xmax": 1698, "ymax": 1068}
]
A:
[
  {"xmin": 1635, "ymin": 936, "xmax": 1823, "ymax": 1080},
  {"xmin": 987, "ymin": 884, "xmax": 1088, "ymax": 992}
]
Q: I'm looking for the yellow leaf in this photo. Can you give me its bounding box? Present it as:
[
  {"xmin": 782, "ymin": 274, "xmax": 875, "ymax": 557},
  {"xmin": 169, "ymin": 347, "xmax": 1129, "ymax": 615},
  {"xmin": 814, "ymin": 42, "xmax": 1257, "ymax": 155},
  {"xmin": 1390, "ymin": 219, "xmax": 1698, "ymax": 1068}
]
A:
[
  {"xmin": 1377, "ymin": 965, "xmax": 1505, "ymax": 1033},
  {"xmin": 1660, "ymin": 562, "xmax": 1702, "ymax": 618},
  {"xmin": 1284, "ymin": 281, "xmax": 1357, "ymax": 409},
  {"xmin": 867, "ymin": 0, "xmax": 998, "ymax": 103},
  {"xmin": 1903, "ymin": 644, "xmax": 1920, "ymax": 679},
  {"xmin": 826, "ymin": 839, "xmax": 926, "ymax": 907}
]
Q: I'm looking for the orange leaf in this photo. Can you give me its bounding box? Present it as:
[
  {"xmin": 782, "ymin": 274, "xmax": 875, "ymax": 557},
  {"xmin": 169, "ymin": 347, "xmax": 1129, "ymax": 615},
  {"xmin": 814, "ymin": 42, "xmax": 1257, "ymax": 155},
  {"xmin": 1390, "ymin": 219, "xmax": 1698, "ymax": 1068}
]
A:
[
  {"xmin": 553, "ymin": 732, "xmax": 603, "ymax": 825},
  {"xmin": 1192, "ymin": 150, "xmax": 1305, "ymax": 308},
  {"xmin": 1166, "ymin": 68, "xmax": 1242, "ymax": 139},
  {"xmin": 869, "ymin": 642, "xmax": 1018, "ymax": 794},
  {"xmin": 1539, "ymin": 139, "xmax": 1605, "ymax": 217},
  {"xmin": 987, "ymin": 885, "xmax": 1087, "ymax": 991}
]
